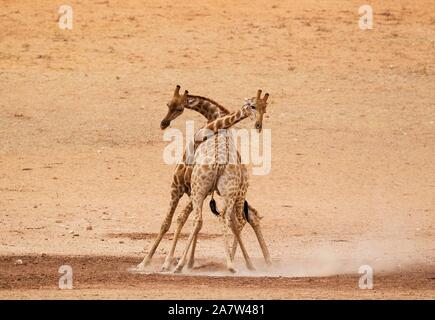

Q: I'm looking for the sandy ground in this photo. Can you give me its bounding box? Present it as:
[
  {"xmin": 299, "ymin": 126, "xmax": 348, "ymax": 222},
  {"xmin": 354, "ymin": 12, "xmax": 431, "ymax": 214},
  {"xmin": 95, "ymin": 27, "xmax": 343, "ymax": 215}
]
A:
[{"xmin": 0, "ymin": 0, "xmax": 434, "ymax": 299}]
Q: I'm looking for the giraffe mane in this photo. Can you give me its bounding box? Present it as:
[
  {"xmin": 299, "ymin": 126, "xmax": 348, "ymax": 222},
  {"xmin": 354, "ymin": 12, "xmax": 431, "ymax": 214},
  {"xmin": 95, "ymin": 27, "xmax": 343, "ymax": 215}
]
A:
[{"xmin": 187, "ymin": 95, "xmax": 231, "ymax": 114}]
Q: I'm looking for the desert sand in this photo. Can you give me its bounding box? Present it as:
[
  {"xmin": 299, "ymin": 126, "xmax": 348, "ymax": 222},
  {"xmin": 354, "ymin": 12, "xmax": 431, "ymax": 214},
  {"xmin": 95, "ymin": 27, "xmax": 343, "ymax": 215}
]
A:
[{"xmin": 0, "ymin": 0, "xmax": 434, "ymax": 299}]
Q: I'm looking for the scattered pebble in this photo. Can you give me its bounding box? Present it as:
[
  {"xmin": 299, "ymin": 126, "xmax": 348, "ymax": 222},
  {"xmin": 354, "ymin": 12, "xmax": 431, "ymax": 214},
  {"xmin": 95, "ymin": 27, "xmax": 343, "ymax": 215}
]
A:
[
  {"xmin": 86, "ymin": 225, "xmax": 93, "ymax": 231},
  {"xmin": 15, "ymin": 259, "xmax": 23, "ymax": 265}
]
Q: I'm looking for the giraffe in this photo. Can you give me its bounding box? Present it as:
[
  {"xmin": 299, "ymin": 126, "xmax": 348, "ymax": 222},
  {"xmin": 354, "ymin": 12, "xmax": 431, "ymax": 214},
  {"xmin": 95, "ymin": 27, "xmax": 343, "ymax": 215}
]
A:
[
  {"xmin": 159, "ymin": 91, "xmax": 271, "ymax": 272},
  {"xmin": 137, "ymin": 86, "xmax": 271, "ymax": 271},
  {"xmin": 179, "ymin": 90, "xmax": 271, "ymax": 271},
  {"xmin": 173, "ymin": 90, "xmax": 270, "ymax": 273}
]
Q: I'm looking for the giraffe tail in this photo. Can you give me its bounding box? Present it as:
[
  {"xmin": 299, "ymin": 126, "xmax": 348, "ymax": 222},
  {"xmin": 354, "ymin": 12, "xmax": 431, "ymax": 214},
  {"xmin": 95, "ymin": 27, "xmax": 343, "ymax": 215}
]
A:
[
  {"xmin": 209, "ymin": 198, "xmax": 220, "ymax": 216},
  {"xmin": 243, "ymin": 200, "xmax": 249, "ymax": 220}
]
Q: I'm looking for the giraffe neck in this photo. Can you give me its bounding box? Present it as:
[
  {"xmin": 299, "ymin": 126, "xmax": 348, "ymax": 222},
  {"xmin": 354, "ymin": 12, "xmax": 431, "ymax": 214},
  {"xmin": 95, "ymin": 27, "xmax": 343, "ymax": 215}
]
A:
[
  {"xmin": 196, "ymin": 105, "xmax": 251, "ymax": 140},
  {"xmin": 208, "ymin": 106, "xmax": 250, "ymax": 132},
  {"xmin": 186, "ymin": 95, "xmax": 230, "ymax": 122}
]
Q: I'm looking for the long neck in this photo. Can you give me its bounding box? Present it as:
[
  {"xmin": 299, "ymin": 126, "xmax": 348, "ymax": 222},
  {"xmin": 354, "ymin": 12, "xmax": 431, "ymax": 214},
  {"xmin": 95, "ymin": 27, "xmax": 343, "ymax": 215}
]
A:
[
  {"xmin": 204, "ymin": 107, "xmax": 249, "ymax": 133},
  {"xmin": 185, "ymin": 95, "xmax": 230, "ymax": 122}
]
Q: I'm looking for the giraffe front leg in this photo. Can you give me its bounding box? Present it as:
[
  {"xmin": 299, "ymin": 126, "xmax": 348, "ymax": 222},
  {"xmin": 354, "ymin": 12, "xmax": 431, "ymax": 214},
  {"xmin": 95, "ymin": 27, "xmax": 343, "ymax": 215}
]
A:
[
  {"xmin": 174, "ymin": 196, "xmax": 204, "ymax": 273},
  {"xmin": 137, "ymin": 185, "xmax": 182, "ymax": 269},
  {"xmin": 161, "ymin": 200, "xmax": 193, "ymax": 272}
]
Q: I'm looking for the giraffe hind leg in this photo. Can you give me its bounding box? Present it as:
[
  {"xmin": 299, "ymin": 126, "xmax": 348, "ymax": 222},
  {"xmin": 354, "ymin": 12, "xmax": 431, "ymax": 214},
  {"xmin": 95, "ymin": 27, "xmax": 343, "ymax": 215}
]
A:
[
  {"xmin": 231, "ymin": 202, "xmax": 272, "ymax": 267},
  {"xmin": 220, "ymin": 198, "xmax": 237, "ymax": 273},
  {"xmin": 230, "ymin": 202, "xmax": 245, "ymax": 260},
  {"xmin": 230, "ymin": 235, "xmax": 238, "ymax": 261},
  {"xmin": 247, "ymin": 204, "xmax": 272, "ymax": 266},
  {"xmin": 186, "ymin": 232, "xmax": 198, "ymax": 269},
  {"xmin": 231, "ymin": 202, "xmax": 255, "ymax": 271}
]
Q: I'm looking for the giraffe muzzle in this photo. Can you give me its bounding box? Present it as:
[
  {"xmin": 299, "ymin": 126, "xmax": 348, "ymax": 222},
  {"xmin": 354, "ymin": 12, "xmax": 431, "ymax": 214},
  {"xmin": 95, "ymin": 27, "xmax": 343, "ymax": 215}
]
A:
[{"xmin": 160, "ymin": 120, "xmax": 170, "ymax": 129}]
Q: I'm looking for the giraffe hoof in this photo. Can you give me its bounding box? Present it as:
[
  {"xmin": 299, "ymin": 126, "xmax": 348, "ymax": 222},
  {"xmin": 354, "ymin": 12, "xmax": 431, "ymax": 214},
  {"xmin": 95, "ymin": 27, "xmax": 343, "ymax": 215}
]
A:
[
  {"xmin": 139, "ymin": 258, "xmax": 152, "ymax": 268},
  {"xmin": 173, "ymin": 267, "xmax": 183, "ymax": 274},
  {"xmin": 247, "ymin": 265, "xmax": 256, "ymax": 272},
  {"xmin": 136, "ymin": 262, "xmax": 146, "ymax": 270},
  {"xmin": 228, "ymin": 267, "xmax": 237, "ymax": 273},
  {"xmin": 173, "ymin": 264, "xmax": 184, "ymax": 273},
  {"xmin": 161, "ymin": 265, "xmax": 171, "ymax": 272}
]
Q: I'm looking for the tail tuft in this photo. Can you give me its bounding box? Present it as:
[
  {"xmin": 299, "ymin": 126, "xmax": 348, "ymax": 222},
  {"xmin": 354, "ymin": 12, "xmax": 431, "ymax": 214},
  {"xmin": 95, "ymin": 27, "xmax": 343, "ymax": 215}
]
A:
[
  {"xmin": 209, "ymin": 199, "xmax": 220, "ymax": 216},
  {"xmin": 243, "ymin": 200, "xmax": 249, "ymax": 220}
]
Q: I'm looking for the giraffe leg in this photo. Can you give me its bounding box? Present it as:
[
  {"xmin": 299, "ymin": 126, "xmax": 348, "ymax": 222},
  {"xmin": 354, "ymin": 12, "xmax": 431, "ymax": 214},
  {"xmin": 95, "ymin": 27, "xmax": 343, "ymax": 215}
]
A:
[
  {"xmin": 174, "ymin": 195, "xmax": 205, "ymax": 273},
  {"xmin": 229, "ymin": 209, "xmax": 246, "ymax": 261},
  {"xmin": 138, "ymin": 185, "xmax": 182, "ymax": 269},
  {"xmin": 220, "ymin": 198, "xmax": 237, "ymax": 273},
  {"xmin": 230, "ymin": 208, "xmax": 255, "ymax": 271},
  {"xmin": 230, "ymin": 235, "xmax": 238, "ymax": 261},
  {"xmin": 250, "ymin": 222, "xmax": 272, "ymax": 266},
  {"xmin": 247, "ymin": 204, "xmax": 272, "ymax": 266},
  {"xmin": 186, "ymin": 232, "xmax": 198, "ymax": 269},
  {"xmin": 161, "ymin": 200, "xmax": 193, "ymax": 271}
]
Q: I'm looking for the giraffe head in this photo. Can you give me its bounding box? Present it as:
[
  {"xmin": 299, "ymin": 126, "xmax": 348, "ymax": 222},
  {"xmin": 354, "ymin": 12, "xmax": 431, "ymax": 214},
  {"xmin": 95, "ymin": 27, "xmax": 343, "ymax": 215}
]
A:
[
  {"xmin": 160, "ymin": 85, "xmax": 189, "ymax": 129},
  {"xmin": 253, "ymin": 89, "xmax": 269, "ymax": 133}
]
